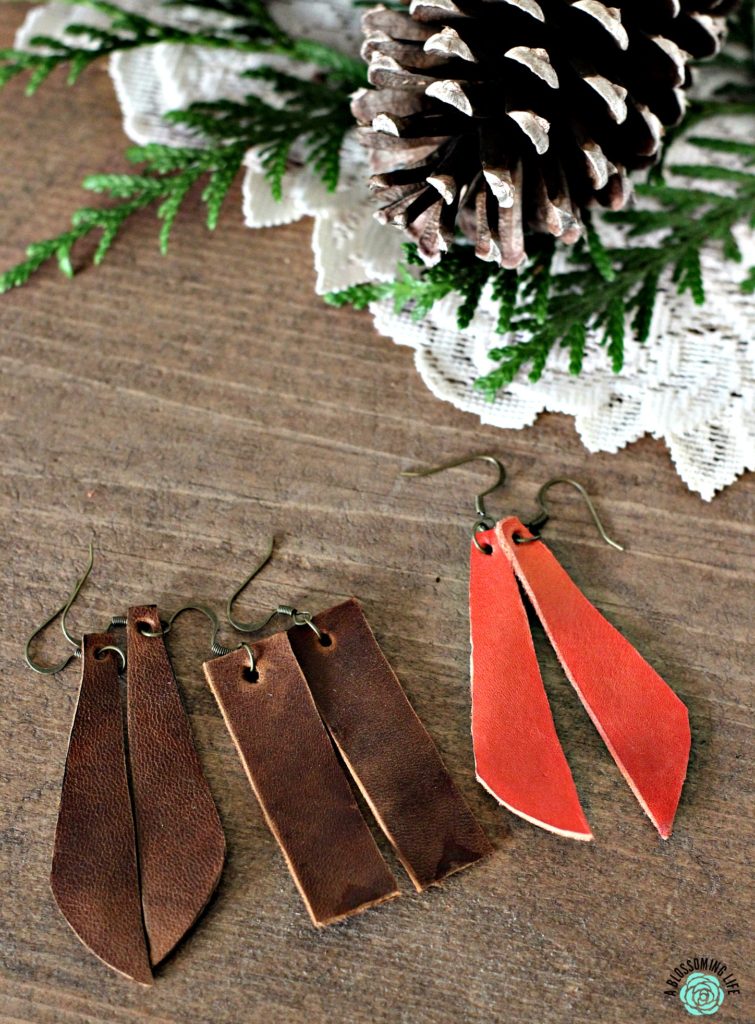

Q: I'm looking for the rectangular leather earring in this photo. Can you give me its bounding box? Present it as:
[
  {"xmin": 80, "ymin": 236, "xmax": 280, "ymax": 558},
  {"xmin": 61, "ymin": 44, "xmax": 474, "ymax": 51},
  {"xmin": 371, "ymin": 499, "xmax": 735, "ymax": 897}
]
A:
[
  {"xmin": 203, "ymin": 633, "xmax": 400, "ymax": 927},
  {"xmin": 207, "ymin": 539, "xmax": 490, "ymax": 926},
  {"xmin": 287, "ymin": 598, "xmax": 492, "ymax": 890},
  {"xmin": 402, "ymin": 457, "xmax": 691, "ymax": 841}
]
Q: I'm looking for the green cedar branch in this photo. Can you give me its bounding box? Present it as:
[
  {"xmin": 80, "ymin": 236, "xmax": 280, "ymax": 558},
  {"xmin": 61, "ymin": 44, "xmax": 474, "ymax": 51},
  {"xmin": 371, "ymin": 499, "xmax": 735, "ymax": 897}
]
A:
[
  {"xmin": 0, "ymin": 0, "xmax": 365, "ymax": 96},
  {"xmin": 0, "ymin": 52, "xmax": 360, "ymax": 291},
  {"xmin": 327, "ymin": 138, "xmax": 755, "ymax": 394},
  {"xmin": 477, "ymin": 148, "xmax": 755, "ymax": 395},
  {"xmin": 169, "ymin": 68, "xmax": 357, "ymax": 198},
  {"xmin": 0, "ymin": 141, "xmax": 247, "ymax": 292}
]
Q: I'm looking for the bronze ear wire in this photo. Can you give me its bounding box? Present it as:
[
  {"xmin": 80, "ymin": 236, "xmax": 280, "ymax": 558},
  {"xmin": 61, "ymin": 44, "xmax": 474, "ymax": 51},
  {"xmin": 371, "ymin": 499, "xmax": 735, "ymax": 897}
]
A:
[
  {"xmin": 225, "ymin": 536, "xmax": 323, "ymax": 646},
  {"xmin": 138, "ymin": 601, "xmax": 256, "ymax": 677},
  {"xmin": 399, "ymin": 455, "xmax": 623, "ymax": 552},
  {"xmin": 400, "ymin": 453, "xmax": 507, "ymax": 553},
  {"xmin": 515, "ymin": 477, "xmax": 624, "ymax": 550},
  {"xmin": 56, "ymin": 544, "xmax": 250, "ymax": 664},
  {"xmin": 25, "ymin": 542, "xmax": 126, "ymax": 675}
]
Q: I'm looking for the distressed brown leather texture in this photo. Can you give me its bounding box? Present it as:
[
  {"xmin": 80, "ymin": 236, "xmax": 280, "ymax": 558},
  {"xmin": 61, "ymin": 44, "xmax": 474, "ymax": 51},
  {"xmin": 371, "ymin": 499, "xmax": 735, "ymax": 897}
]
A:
[
  {"xmin": 288, "ymin": 599, "xmax": 493, "ymax": 890},
  {"xmin": 50, "ymin": 634, "xmax": 152, "ymax": 986},
  {"xmin": 203, "ymin": 634, "xmax": 399, "ymax": 927},
  {"xmin": 127, "ymin": 606, "xmax": 225, "ymax": 965}
]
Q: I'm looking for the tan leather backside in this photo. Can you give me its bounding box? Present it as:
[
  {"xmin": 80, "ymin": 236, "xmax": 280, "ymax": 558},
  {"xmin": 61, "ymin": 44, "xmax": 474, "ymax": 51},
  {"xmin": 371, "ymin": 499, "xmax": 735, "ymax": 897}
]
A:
[
  {"xmin": 127, "ymin": 606, "xmax": 225, "ymax": 965},
  {"xmin": 50, "ymin": 634, "xmax": 152, "ymax": 985},
  {"xmin": 204, "ymin": 633, "xmax": 399, "ymax": 927},
  {"xmin": 289, "ymin": 599, "xmax": 492, "ymax": 890}
]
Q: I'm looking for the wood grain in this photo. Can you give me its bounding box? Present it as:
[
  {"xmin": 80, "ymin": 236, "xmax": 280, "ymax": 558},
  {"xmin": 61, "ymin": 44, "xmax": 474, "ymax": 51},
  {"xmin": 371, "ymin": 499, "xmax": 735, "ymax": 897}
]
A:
[{"xmin": 0, "ymin": 6, "xmax": 752, "ymax": 1023}]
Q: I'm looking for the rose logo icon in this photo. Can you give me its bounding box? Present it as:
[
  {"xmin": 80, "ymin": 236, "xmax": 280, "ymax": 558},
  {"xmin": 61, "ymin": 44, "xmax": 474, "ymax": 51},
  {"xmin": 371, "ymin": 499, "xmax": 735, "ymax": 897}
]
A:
[{"xmin": 679, "ymin": 972, "xmax": 726, "ymax": 1016}]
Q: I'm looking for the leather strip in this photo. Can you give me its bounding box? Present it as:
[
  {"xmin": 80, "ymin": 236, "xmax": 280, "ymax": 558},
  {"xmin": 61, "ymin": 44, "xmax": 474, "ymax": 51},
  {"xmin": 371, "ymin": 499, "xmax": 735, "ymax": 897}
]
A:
[
  {"xmin": 497, "ymin": 517, "xmax": 690, "ymax": 839},
  {"xmin": 203, "ymin": 635, "xmax": 399, "ymax": 927},
  {"xmin": 288, "ymin": 599, "xmax": 493, "ymax": 889},
  {"xmin": 127, "ymin": 606, "xmax": 225, "ymax": 965},
  {"xmin": 50, "ymin": 634, "xmax": 152, "ymax": 985},
  {"xmin": 469, "ymin": 530, "xmax": 592, "ymax": 840}
]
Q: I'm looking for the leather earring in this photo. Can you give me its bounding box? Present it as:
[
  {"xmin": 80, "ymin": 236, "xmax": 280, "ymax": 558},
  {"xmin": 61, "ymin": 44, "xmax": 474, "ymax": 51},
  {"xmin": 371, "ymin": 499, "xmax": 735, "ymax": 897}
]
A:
[
  {"xmin": 24, "ymin": 548, "xmax": 225, "ymax": 984},
  {"xmin": 401, "ymin": 457, "xmax": 690, "ymax": 841},
  {"xmin": 203, "ymin": 538, "xmax": 491, "ymax": 927},
  {"xmin": 122, "ymin": 604, "xmax": 225, "ymax": 966}
]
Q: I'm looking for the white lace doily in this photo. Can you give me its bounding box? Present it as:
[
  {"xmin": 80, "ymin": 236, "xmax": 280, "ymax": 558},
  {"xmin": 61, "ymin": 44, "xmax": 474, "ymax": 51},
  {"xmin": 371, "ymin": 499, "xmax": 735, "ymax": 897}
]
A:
[{"xmin": 16, "ymin": 2, "xmax": 755, "ymax": 499}]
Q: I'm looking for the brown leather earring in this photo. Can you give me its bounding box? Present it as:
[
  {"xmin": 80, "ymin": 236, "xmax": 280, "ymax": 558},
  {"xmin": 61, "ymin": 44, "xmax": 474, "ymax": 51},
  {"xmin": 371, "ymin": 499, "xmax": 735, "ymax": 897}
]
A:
[
  {"xmin": 123, "ymin": 604, "xmax": 225, "ymax": 966},
  {"xmin": 24, "ymin": 549, "xmax": 225, "ymax": 984},
  {"xmin": 203, "ymin": 538, "xmax": 492, "ymax": 928}
]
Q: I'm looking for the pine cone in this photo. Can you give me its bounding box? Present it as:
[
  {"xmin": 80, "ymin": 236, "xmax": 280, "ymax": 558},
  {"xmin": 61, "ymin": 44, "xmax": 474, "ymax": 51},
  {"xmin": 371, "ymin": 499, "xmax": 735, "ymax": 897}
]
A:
[{"xmin": 353, "ymin": 0, "xmax": 735, "ymax": 267}]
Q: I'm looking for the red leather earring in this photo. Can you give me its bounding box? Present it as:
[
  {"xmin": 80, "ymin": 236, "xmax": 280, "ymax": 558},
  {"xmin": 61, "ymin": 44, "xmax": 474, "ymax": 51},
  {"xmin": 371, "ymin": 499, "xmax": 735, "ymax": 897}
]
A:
[{"xmin": 402, "ymin": 457, "xmax": 690, "ymax": 841}]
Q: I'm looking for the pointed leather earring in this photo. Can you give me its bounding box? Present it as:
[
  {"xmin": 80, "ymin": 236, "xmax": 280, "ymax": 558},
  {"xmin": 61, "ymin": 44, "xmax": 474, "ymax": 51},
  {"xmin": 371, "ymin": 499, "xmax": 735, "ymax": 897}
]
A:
[
  {"xmin": 24, "ymin": 552, "xmax": 226, "ymax": 982},
  {"xmin": 469, "ymin": 524, "xmax": 592, "ymax": 840},
  {"xmin": 496, "ymin": 488, "xmax": 690, "ymax": 840},
  {"xmin": 25, "ymin": 564, "xmax": 152, "ymax": 984},
  {"xmin": 51, "ymin": 633, "xmax": 152, "ymax": 985},
  {"xmin": 125, "ymin": 605, "xmax": 225, "ymax": 965},
  {"xmin": 401, "ymin": 458, "xmax": 690, "ymax": 840}
]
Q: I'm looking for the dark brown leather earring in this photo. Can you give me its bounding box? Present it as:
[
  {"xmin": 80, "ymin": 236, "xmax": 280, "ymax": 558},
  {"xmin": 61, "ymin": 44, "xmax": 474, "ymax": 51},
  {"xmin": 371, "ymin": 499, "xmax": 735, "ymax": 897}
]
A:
[
  {"xmin": 204, "ymin": 539, "xmax": 491, "ymax": 927},
  {"xmin": 50, "ymin": 632, "xmax": 152, "ymax": 985},
  {"xmin": 24, "ymin": 549, "xmax": 225, "ymax": 984},
  {"xmin": 124, "ymin": 605, "xmax": 225, "ymax": 965}
]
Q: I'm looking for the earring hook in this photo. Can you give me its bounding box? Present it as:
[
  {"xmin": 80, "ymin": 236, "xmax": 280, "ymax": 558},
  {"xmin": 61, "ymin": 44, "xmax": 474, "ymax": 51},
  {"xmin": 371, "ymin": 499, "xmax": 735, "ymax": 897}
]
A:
[
  {"xmin": 138, "ymin": 602, "xmax": 258, "ymax": 673},
  {"xmin": 60, "ymin": 541, "xmax": 96, "ymax": 648},
  {"xmin": 25, "ymin": 542, "xmax": 97, "ymax": 674},
  {"xmin": 517, "ymin": 478, "xmax": 624, "ymax": 551},
  {"xmin": 400, "ymin": 453, "xmax": 507, "ymax": 552},
  {"xmin": 138, "ymin": 602, "xmax": 220, "ymax": 643},
  {"xmin": 226, "ymin": 537, "xmax": 322, "ymax": 640},
  {"xmin": 25, "ymin": 598, "xmax": 82, "ymax": 675}
]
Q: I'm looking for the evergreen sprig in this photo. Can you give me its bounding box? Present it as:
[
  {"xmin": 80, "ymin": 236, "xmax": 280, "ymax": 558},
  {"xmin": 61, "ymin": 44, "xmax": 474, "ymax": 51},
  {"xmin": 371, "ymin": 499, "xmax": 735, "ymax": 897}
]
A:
[
  {"xmin": 169, "ymin": 67, "xmax": 357, "ymax": 198},
  {"xmin": 0, "ymin": 1, "xmax": 364, "ymax": 292},
  {"xmin": 0, "ymin": 59, "xmax": 358, "ymax": 293},
  {"xmin": 0, "ymin": 141, "xmax": 248, "ymax": 291},
  {"xmin": 0, "ymin": 0, "xmax": 364, "ymax": 96},
  {"xmin": 328, "ymin": 134, "xmax": 755, "ymax": 393}
]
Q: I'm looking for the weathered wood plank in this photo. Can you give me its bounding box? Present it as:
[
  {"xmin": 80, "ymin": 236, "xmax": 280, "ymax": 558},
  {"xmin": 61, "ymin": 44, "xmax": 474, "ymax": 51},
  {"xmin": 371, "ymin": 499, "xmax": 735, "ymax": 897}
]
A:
[{"xmin": 0, "ymin": 6, "xmax": 752, "ymax": 1022}]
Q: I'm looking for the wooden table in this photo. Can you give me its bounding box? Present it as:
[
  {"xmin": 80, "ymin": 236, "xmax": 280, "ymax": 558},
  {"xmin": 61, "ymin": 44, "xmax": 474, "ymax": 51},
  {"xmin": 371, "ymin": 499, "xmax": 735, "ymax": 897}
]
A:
[{"xmin": 1, "ymin": 6, "xmax": 752, "ymax": 1022}]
